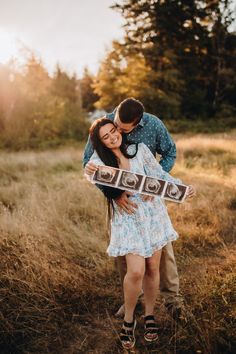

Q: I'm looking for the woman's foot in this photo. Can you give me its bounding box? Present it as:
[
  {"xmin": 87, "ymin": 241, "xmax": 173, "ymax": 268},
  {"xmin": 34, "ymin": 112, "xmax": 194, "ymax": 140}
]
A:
[
  {"xmin": 120, "ymin": 318, "xmax": 136, "ymax": 349},
  {"xmin": 144, "ymin": 315, "xmax": 158, "ymax": 343}
]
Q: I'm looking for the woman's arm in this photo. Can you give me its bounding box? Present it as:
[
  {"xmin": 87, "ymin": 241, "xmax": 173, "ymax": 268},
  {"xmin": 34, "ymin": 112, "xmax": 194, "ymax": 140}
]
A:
[{"xmin": 140, "ymin": 143, "xmax": 182, "ymax": 184}]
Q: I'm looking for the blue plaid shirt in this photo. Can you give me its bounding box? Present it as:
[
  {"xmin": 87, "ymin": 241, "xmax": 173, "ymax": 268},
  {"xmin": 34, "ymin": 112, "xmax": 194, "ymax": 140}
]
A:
[{"xmin": 83, "ymin": 111, "xmax": 176, "ymax": 173}]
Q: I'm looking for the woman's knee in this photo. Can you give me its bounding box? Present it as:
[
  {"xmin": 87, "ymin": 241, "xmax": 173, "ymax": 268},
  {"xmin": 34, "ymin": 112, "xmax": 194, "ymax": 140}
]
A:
[{"xmin": 127, "ymin": 267, "xmax": 145, "ymax": 282}]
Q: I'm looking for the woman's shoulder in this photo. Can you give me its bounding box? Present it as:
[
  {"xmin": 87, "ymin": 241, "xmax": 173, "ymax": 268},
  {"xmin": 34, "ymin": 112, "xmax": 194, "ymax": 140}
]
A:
[
  {"xmin": 139, "ymin": 142, "xmax": 147, "ymax": 148},
  {"xmin": 127, "ymin": 143, "xmax": 148, "ymax": 155},
  {"xmin": 89, "ymin": 150, "xmax": 105, "ymax": 165},
  {"xmin": 137, "ymin": 142, "xmax": 150, "ymax": 153}
]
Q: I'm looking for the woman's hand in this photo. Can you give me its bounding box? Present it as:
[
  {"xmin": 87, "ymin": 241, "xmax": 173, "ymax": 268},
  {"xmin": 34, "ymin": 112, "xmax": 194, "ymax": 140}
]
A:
[
  {"xmin": 84, "ymin": 161, "xmax": 98, "ymax": 176},
  {"xmin": 186, "ymin": 185, "xmax": 196, "ymax": 199}
]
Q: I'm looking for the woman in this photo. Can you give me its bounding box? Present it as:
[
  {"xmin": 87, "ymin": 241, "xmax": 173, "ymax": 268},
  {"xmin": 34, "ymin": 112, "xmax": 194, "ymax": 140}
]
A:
[{"xmin": 85, "ymin": 117, "xmax": 195, "ymax": 349}]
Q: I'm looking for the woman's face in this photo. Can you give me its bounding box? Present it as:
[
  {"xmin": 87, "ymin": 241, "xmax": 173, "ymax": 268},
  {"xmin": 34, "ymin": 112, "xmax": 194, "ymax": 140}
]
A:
[{"xmin": 99, "ymin": 123, "xmax": 122, "ymax": 149}]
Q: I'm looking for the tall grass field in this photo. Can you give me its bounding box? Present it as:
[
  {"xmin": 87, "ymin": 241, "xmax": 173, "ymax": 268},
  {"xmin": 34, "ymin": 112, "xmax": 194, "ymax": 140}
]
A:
[{"xmin": 0, "ymin": 133, "xmax": 235, "ymax": 354}]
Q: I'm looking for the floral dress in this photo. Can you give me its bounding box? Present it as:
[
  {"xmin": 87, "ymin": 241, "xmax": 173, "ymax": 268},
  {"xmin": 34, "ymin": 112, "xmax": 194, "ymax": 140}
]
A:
[{"xmin": 89, "ymin": 143, "xmax": 181, "ymax": 258}]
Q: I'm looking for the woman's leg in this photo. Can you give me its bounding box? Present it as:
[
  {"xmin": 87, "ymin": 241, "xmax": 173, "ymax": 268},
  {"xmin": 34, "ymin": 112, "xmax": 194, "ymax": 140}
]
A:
[
  {"xmin": 123, "ymin": 253, "xmax": 145, "ymax": 322},
  {"xmin": 143, "ymin": 249, "xmax": 162, "ymax": 316},
  {"xmin": 142, "ymin": 249, "xmax": 162, "ymax": 342}
]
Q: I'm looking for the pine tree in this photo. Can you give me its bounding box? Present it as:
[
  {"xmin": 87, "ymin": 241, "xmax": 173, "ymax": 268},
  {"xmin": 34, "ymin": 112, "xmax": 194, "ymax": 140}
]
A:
[
  {"xmin": 112, "ymin": 0, "xmax": 236, "ymax": 118},
  {"xmin": 79, "ymin": 67, "xmax": 99, "ymax": 112}
]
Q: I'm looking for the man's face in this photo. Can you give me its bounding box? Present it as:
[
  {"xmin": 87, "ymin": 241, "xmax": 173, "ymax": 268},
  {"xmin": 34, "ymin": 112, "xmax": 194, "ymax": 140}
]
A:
[{"xmin": 114, "ymin": 114, "xmax": 138, "ymax": 134}]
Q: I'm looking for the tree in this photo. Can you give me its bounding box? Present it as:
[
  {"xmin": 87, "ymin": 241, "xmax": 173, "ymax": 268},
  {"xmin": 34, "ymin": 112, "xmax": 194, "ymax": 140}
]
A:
[
  {"xmin": 0, "ymin": 55, "xmax": 88, "ymax": 149},
  {"xmin": 79, "ymin": 67, "xmax": 99, "ymax": 111},
  {"xmin": 94, "ymin": 41, "xmax": 184, "ymax": 118},
  {"xmin": 111, "ymin": 0, "xmax": 236, "ymax": 118}
]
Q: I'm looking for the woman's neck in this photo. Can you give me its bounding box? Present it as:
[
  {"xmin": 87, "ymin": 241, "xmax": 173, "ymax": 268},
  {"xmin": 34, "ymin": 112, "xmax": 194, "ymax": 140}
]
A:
[
  {"xmin": 112, "ymin": 147, "xmax": 129, "ymax": 169},
  {"xmin": 111, "ymin": 147, "xmax": 123, "ymax": 159}
]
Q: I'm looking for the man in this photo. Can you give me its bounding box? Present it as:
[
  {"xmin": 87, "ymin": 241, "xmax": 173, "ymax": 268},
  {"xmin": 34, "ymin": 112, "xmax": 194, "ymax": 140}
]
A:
[{"xmin": 83, "ymin": 97, "xmax": 183, "ymax": 319}]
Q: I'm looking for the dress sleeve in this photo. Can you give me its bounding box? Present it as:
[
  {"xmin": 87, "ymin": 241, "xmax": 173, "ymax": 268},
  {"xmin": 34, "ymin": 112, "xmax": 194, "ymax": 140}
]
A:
[
  {"xmin": 84, "ymin": 151, "xmax": 105, "ymax": 182},
  {"xmin": 140, "ymin": 143, "xmax": 182, "ymax": 184}
]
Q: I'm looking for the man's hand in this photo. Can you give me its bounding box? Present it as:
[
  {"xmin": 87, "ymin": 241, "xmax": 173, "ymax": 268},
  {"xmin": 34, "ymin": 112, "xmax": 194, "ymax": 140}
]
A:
[
  {"xmin": 141, "ymin": 195, "xmax": 155, "ymax": 202},
  {"xmin": 186, "ymin": 185, "xmax": 196, "ymax": 199},
  {"xmin": 84, "ymin": 161, "xmax": 98, "ymax": 175},
  {"xmin": 115, "ymin": 191, "xmax": 138, "ymax": 214}
]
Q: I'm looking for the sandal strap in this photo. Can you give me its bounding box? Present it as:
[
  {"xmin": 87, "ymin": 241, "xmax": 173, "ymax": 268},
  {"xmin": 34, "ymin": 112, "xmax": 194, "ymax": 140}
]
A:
[
  {"xmin": 123, "ymin": 320, "xmax": 135, "ymax": 328},
  {"xmin": 144, "ymin": 315, "xmax": 155, "ymax": 321},
  {"xmin": 120, "ymin": 334, "xmax": 132, "ymax": 341},
  {"xmin": 120, "ymin": 328, "xmax": 133, "ymax": 336},
  {"xmin": 120, "ymin": 321, "xmax": 136, "ymax": 347},
  {"xmin": 145, "ymin": 328, "xmax": 158, "ymax": 334},
  {"xmin": 145, "ymin": 322, "xmax": 158, "ymax": 329}
]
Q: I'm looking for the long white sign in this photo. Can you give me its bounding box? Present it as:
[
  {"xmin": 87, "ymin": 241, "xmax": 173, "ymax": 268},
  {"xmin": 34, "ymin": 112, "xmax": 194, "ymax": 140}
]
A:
[{"xmin": 91, "ymin": 165, "xmax": 188, "ymax": 203}]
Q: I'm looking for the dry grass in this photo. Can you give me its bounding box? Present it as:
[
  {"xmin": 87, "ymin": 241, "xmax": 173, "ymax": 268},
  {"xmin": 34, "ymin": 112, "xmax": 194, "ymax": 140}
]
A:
[{"xmin": 0, "ymin": 134, "xmax": 235, "ymax": 353}]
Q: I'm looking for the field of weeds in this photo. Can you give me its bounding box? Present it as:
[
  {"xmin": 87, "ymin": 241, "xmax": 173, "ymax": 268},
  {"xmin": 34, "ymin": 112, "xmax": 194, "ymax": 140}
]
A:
[{"xmin": 0, "ymin": 133, "xmax": 235, "ymax": 354}]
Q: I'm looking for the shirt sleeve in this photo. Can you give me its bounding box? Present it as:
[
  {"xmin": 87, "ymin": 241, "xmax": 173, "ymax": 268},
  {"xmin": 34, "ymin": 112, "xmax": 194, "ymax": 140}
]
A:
[
  {"xmin": 140, "ymin": 143, "xmax": 182, "ymax": 184},
  {"xmin": 155, "ymin": 119, "xmax": 176, "ymax": 172},
  {"xmin": 83, "ymin": 136, "xmax": 94, "ymax": 168}
]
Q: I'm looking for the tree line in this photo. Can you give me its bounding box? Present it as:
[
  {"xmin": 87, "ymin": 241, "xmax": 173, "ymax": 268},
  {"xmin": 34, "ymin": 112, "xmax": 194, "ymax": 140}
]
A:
[
  {"xmin": 0, "ymin": 55, "xmax": 91, "ymax": 149},
  {"xmin": 93, "ymin": 0, "xmax": 236, "ymax": 120},
  {"xmin": 0, "ymin": 0, "xmax": 235, "ymax": 149}
]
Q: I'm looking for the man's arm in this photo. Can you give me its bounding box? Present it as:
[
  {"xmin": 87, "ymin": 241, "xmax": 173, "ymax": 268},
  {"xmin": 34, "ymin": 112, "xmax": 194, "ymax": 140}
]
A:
[
  {"xmin": 83, "ymin": 136, "xmax": 94, "ymax": 167},
  {"xmin": 155, "ymin": 119, "xmax": 176, "ymax": 173}
]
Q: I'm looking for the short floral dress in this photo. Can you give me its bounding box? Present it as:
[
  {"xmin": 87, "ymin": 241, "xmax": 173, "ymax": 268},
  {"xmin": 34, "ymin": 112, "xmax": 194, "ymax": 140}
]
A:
[{"xmin": 89, "ymin": 143, "xmax": 181, "ymax": 258}]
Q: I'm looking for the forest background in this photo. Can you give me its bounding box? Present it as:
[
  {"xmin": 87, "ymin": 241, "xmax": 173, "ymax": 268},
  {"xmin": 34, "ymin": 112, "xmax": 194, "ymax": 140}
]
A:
[{"xmin": 0, "ymin": 0, "xmax": 236, "ymax": 149}]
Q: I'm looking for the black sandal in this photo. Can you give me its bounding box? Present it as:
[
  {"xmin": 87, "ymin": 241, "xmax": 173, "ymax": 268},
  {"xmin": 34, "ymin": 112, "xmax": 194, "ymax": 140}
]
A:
[
  {"xmin": 120, "ymin": 318, "xmax": 137, "ymax": 349},
  {"xmin": 144, "ymin": 315, "xmax": 158, "ymax": 343}
]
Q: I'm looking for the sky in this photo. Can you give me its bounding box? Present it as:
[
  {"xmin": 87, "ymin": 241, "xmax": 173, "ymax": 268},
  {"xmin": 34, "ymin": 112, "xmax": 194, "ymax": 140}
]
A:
[
  {"xmin": 0, "ymin": 0, "xmax": 235, "ymax": 77},
  {"xmin": 0, "ymin": 0, "xmax": 124, "ymax": 76}
]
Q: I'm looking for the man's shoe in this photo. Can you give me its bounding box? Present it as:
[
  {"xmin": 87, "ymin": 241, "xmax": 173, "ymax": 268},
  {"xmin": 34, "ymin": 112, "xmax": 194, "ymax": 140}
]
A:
[
  {"xmin": 114, "ymin": 291, "xmax": 143, "ymax": 318},
  {"xmin": 114, "ymin": 304, "xmax": 125, "ymax": 318},
  {"xmin": 165, "ymin": 302, "xmax": 183, "ymax": 322}
]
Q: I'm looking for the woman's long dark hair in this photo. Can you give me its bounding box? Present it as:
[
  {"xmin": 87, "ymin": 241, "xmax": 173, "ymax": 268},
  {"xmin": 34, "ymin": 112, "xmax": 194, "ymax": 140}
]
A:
[{"xmin": 89, "ymin": 117, "xmax": 138, "ymax": 215}]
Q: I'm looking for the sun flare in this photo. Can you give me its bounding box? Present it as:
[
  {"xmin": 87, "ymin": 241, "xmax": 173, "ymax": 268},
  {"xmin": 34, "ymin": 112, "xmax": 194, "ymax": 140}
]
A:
[{"xmin": 0, "ymin": 29, "xmax": 19, "ymax": 63}]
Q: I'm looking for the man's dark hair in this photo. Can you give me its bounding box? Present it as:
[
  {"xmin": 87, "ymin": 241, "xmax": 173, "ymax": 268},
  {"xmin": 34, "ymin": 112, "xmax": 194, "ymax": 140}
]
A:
[{"xmin": 117, "ymin": 97, "xmax": 144, "ymax": 124}]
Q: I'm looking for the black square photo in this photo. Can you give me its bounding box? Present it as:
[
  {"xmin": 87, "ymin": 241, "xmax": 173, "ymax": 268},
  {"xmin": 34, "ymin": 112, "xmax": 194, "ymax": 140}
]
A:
[
  {"xmin": 118, "ymin": 171, "xmax": 144, "ymax": 192},
  {"xmin": 93, "ymin": 166, "xmax": 119, "ymax": 186},
  {"xmin": 164, "ymin": 182, "xmax": 188, "ymax": 203},
  {"xmin": 141, "ymin": 177, "xmax": 166, "ymax": 196}
]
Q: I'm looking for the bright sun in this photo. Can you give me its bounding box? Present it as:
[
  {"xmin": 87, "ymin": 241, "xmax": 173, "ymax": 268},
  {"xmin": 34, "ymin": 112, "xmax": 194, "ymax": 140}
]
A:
[{"xmin": 0, "ymin": 29, "xmax": 19, "ymax": 63}]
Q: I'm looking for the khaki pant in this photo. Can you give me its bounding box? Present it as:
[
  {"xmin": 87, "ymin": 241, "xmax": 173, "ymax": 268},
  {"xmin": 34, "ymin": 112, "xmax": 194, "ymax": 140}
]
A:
[{"xmin": 115, "ymin": 242, "xmax": 183, "ymax": 305}]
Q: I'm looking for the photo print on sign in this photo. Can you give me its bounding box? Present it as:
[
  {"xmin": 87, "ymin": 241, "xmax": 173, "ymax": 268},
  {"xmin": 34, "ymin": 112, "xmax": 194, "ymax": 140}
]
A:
[
  {"xmin": 93, "ymin": 166, "xmax": 119, "ymax": 186},
  {"xmin": 91, "ymin": 166, "xmax": 188, "ymax": 203},
  {"xmin": 118, "ymin": 171, "xmax": 144, "ymax": 191},
  {"xmin": 141, "ymin": 177, "xmax": 166, "ymax": 196},
  {"xmin": 164, "ymin": 182, "xmax": 188, "ymax": 202}
]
